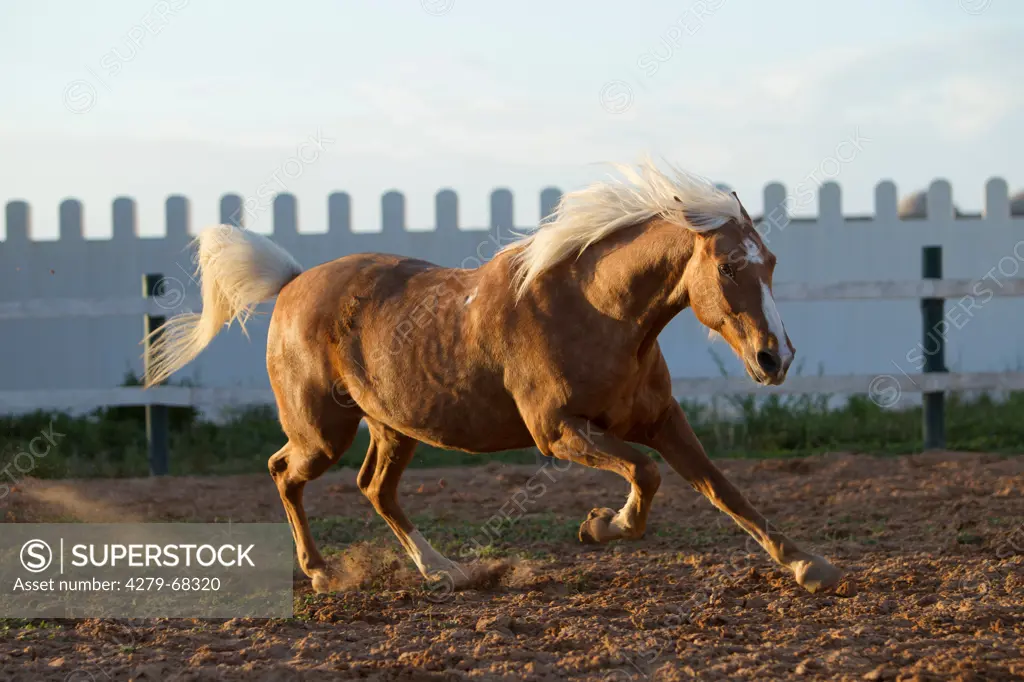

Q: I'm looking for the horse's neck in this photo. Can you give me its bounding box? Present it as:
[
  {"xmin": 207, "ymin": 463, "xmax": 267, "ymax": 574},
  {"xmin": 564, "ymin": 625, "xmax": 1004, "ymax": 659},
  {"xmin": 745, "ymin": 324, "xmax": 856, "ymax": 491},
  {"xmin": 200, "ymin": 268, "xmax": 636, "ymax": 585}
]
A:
[{"xmin": 579, "ymin": 220, "xmax": 694, "ymax": 330}]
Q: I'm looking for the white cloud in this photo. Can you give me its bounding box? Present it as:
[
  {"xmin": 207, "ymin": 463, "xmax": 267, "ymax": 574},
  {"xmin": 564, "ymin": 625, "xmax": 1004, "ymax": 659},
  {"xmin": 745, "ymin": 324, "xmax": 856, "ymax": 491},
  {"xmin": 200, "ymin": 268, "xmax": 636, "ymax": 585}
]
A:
[{"xmin": 643, "ymin": 28, "xmax": 1019, "ymax": 141}]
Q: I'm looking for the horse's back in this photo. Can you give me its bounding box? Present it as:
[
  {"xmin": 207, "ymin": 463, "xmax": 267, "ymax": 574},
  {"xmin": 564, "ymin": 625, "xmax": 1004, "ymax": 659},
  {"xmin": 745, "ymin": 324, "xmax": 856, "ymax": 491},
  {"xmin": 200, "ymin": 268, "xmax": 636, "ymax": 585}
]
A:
[{"xmin": 272, "ymin": 252, "xmax": 449, "ymax": 330}]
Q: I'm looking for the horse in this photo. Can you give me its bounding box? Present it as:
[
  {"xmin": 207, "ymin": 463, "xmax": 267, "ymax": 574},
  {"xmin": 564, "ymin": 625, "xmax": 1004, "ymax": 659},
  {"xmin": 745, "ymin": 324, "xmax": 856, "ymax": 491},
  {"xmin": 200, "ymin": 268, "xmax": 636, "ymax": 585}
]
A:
[{"xmin": 144, "ymin": 160, "xmax": 842, "ymax": 595}]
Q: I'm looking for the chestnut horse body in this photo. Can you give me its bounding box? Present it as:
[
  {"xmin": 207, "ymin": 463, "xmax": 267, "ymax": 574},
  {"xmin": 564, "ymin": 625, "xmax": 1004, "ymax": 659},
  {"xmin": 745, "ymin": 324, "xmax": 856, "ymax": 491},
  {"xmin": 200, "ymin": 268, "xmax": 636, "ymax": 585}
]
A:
[{"xmin": 146, "ymin": 161, "xmax": 841, "ymax": 594}]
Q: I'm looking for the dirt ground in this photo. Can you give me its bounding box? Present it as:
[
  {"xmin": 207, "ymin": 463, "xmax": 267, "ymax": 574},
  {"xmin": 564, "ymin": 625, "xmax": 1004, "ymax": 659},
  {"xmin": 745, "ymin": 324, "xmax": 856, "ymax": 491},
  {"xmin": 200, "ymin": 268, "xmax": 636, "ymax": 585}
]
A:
[{"xmin": 1, "ymin": 451, "xmax": 1022, "ymax": 681}]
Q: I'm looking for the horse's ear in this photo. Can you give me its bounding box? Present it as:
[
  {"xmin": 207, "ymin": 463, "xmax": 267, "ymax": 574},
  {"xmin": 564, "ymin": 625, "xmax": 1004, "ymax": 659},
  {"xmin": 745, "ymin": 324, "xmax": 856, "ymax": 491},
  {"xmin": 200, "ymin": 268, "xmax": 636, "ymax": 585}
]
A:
[{"xmin": 732, "ymin": 191, "xmax": 753, "ymax": 224}]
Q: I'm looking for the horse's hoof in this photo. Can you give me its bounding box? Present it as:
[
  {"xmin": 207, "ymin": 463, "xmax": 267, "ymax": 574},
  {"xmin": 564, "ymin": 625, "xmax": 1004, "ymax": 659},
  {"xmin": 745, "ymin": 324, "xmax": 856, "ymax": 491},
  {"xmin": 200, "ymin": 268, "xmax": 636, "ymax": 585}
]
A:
[
  {"xmin": 311, "ymin": 570, "xmax": 333, "ymax": 594},
  {"xmin": 793, "ymin": 555, "xmax": 842, "ymax": 594},
  {"xmin": 578, "ymin": 508, "xmax": 617, "ymax": 544},
  {"xmin": 424, "ymin": 570, "xmax": 458, "ymax": 603},
  {"xmin": 434, "ymin": 563, "xmax": 473, "ymax": 589}
]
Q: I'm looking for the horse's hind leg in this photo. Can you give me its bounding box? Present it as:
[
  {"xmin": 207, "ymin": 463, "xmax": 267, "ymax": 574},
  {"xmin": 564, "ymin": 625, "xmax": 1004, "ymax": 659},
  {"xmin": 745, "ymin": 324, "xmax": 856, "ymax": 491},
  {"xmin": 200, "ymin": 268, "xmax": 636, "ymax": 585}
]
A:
[
  {"xmin": 529, "ymin": 414, "xmax": 662, "ymax": 544},
  {"xmin": 358, "ymin": 421, "xmax": 471, "ymax": 586},
  {"xmin": 268, "ymin": 418, "xmax": 360, "ymax": 593}
]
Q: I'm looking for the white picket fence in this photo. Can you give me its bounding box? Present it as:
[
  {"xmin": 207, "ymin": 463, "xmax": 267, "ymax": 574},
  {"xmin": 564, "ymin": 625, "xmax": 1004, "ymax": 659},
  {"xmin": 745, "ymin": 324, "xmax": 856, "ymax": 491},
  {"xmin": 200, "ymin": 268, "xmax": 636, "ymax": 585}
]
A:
[{"xmin": 3, "ymin": 177, "xmax": 1024, "ymax": 415}]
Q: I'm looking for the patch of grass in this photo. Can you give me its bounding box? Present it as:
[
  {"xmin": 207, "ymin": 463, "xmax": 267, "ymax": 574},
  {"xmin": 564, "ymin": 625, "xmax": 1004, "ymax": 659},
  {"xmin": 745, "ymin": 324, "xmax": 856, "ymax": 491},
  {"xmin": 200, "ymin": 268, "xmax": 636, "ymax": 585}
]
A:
[
  {"xmin": 682, "ymin": 389, "xmax": 1024, "ymax": 458},
  {"xmin": 3, "ymin": 371, "xmax": 1024, "ymax": 480},
  {"xmin": 0, "ymin": 619, "xmax": 63, "ymax": 636},
  {"xmin": 309, "ymin": 515, "xmax": 387, "ymax": 547},
  {"xmin": 563, "ymin": 569, "xmax": 594, "ymax": 594},
  {"xmin": 956, "ymin": 531, "xmax": 984, "ymax": 545},
  {"xmin": 653, "ymin": 522, "xmax": 736, "ymax": 548},
  {"xmin": 471, "ymin": 544, "xmax": 505, "ymax": 559},
  {"xmin": 309, "ymin": 512, "xmax": 581, "ymax": 560}
]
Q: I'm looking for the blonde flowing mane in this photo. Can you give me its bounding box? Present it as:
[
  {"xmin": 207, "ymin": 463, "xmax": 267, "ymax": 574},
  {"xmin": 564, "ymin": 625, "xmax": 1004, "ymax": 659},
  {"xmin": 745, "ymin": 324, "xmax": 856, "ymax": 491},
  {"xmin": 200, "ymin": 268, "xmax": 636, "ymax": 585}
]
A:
[{"xmin": 506, "ymin": 159, "xmax": 742, "ymax": 299}]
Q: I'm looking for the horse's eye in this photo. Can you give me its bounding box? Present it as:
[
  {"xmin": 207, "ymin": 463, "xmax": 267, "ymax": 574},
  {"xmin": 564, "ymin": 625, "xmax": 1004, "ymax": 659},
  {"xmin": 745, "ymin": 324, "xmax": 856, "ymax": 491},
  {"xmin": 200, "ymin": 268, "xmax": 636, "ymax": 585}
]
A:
[{"xmin": 718, "ymin": 263, "xmax": 736, "ymax": 279}]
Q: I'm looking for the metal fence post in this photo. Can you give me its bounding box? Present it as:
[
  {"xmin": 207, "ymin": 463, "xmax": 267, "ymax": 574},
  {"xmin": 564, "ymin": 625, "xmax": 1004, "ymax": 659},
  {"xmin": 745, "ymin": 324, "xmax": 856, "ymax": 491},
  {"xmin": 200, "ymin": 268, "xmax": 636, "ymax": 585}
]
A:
[
  {"xmin": 921, "ymin": 246, "xmax": 946, "ymax": 450},
  {"xmin": 143, "ymin": 274, "xmax": 170, "ymax": 476}
]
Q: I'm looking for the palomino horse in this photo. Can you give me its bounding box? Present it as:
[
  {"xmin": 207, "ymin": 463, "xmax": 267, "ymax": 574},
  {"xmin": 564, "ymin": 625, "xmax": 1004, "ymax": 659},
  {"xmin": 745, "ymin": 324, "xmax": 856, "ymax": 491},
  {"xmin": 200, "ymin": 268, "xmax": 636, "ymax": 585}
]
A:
[{"xmin": 145, "ymin": 161, "xmax": 841, "ymax": 594}]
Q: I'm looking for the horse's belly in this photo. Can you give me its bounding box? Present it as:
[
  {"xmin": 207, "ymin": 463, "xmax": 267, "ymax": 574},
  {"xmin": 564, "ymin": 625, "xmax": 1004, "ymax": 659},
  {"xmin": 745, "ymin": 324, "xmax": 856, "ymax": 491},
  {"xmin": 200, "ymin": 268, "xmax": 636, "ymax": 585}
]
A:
[
  {"xmin": 409, "ymin": 411, "xmax": 536, "ymax": 453},
  {"xmin": 385, "ymin": 391, "xmax": 535, "ymax": 453},
  {"xmin": 366, "ymin": 368, "xmax": 534, "ymax": 453}
]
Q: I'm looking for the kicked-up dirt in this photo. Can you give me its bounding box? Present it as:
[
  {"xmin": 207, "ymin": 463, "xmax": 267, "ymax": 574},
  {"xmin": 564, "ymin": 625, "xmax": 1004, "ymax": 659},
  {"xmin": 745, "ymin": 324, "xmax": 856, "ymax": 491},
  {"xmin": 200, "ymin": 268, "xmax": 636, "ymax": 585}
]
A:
[{"xmin": 1, "ymin": 450, "xmax": 1022, "ymax": 681}]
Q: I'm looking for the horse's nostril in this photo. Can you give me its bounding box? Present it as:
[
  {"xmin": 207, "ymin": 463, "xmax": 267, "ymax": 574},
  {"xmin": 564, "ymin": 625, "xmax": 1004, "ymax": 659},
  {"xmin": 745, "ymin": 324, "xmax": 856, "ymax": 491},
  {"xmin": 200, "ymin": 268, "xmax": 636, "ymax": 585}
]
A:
[{"xmin": 756, "ymin": 350, "xmax": 780, "ymax": 375}]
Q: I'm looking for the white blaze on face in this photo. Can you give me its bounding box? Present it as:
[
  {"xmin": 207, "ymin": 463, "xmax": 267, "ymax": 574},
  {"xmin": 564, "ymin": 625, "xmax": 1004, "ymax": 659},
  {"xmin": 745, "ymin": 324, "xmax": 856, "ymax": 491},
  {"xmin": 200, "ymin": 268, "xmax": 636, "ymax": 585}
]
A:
[
  {"xmin": 742, "ymin": 238, "xmax": 764, "ymax": 266},
  {"xmin": 760, "ymin": 280, "xmax": 792, "ymax": 362}
]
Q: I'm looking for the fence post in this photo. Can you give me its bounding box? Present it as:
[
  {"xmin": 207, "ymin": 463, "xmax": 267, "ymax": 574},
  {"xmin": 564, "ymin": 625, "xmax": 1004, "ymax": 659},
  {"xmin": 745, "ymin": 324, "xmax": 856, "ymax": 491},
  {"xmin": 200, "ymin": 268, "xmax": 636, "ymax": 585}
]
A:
[
  {"xmin": 143, "ymin": 274, "xmax": 170, "ymax": 476},
  {"xmin": 921, "ymin": 246, "xmax": 946, "ymax": 450}
]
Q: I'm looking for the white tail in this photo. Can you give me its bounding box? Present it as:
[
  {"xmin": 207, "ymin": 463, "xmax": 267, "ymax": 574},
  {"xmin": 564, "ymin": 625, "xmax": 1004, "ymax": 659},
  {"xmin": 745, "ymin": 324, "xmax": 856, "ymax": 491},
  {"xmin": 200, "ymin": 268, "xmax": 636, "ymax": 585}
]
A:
[{"xmin": 143, "ymin": 225, "xmax": 302, "ymax": 387}]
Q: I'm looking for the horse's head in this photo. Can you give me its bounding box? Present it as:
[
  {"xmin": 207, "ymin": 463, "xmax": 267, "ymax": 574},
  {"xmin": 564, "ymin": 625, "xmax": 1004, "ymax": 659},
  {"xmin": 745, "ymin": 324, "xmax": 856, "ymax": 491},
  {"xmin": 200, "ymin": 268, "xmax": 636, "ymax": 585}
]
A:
[{"xmin": 682, "ymin": 195, "xmax": 794, "ymax": 385}]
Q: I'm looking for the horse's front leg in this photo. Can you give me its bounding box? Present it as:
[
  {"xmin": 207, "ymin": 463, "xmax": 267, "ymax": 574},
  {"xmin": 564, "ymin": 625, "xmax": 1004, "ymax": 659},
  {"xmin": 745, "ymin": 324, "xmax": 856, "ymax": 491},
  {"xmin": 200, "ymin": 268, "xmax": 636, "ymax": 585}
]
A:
[
  {"xmin": 530, "ymin": 414, "xmax": 661, "ymax": 544},
  {"xmin": 631, "ymin": 402, "xmax": 841, "ymax": 593}
]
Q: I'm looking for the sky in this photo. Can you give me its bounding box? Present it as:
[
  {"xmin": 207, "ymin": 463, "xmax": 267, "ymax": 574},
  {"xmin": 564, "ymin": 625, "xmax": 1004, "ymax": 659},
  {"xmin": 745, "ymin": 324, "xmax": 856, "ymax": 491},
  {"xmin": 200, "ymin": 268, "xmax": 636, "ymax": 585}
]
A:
[{"xmin": 1, "ymin": 0, "xmax": 1022, "ymax": 239}]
